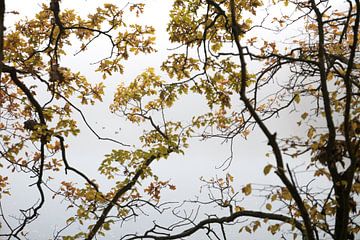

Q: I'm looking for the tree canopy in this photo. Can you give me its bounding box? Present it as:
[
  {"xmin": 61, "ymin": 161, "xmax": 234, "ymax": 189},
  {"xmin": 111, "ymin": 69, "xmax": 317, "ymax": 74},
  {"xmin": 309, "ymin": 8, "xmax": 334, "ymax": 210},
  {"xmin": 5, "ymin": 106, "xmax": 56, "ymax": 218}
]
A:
[{"xmin": 0, "ymin": 0, "xmax": 359, "ymax": 240}]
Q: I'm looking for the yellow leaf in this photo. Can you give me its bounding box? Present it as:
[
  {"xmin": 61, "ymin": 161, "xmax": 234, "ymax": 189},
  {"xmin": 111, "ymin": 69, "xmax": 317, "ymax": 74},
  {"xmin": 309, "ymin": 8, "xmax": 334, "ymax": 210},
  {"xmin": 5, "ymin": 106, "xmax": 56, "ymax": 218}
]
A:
[
  {"xmin": 266, "ymin": 203, "xmax": 272, "ymax": 211},
  {"xmin": 353, "ymin": 183, "xmax": 360, "ymax": 193},
  {"xmin": 338, "ymin": 69, "xmax": 345, "ymax": 76},
  {"xmin": 294, "ymin": 93, "xmax": 300, "ymax": 104},
  {"xmin": 242, "ymin": 184, "xmax": 252, "ymax": 196},
  {"xmin": 85, "ymin": 191, "xmax": 95, "ymax": 201},
  {"xmin": 327, "ymin": 72, "xmax": 334, "ymax": 80},
  {"xmin": 235, "ymin": 205, "xmax": 244, "ymax": 212},
  {"xmin": 281, "ymin": 188, "xmax": 292, "ymax": 201},
  {"xmin": 271, "ymin": 194, "xmax": 277, "ymax": 201},
  {"xmin": 227, "ymin": 173, "xmax": 234, "ymax": 182},
  {"xmin": 263, "ymin": 164, "xmax": 272, "ymax": 176},
  {"xmin": 268, "ymin": 224, "xmax": 280, "ymax": 234},
  {"xmin": 340, "ymin": 180, "xmax": 348, "ymax": 187},
  {"xmin": 253, "ymin": 220, "xmax": 261, "ymax": 231},
  {"xmin": 66, "ymin": 217, "xmax": 75, "ymax": 224},
  {"xmin": 103, "ymin": 222, "xmax": 110, "ymax": 231},
  {"xmin": 307, "ymin": 126, "xmax": 315, "ymax": 139},
  {"xmin": 301, "ymin": 112, "xmax": 308, "ymax": 120}
]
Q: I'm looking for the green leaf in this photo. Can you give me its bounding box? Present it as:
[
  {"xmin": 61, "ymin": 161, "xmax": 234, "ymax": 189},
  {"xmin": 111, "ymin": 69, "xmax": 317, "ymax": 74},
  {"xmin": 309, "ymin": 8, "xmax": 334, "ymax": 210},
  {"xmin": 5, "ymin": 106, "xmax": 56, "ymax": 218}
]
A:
[{"xmin": 103, "ymin": 222, "xmax": 110, "ymax": 231}]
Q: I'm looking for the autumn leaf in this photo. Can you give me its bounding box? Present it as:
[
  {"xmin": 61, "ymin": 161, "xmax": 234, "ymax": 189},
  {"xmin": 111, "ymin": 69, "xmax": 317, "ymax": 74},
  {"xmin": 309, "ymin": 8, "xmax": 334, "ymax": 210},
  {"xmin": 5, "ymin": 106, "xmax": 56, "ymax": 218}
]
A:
[
  {"xmin": 103, "ymin": 222, "xmax": 110, "ymax": 231},
  {"xmin": 294, "ymin": 93, "xmax": 301, "ymax": 104},
  {"xmin": 307, "ymin": 126, "xmax": 316, "ymax": 139},
  {"xmin": 263, "ymin": 164, "xmax": 272, "ymax": 176},
  {"xmin": 266, "ymin": 203, "xmax": 272, "ymax": 211},
  {"xmin": 301, "ymin": 112, "xmax": 308, "ymax": 120},
  {"xmin": 235, "ymin": 205, "xmax": 244, "ymax": 212},
  {"xmin": 242, "ymin": 184, "xmax": 252, "ymax": 196},
  {"xmin": 281, "ymin": 188, "xmax": 292, "ymax": 201}
]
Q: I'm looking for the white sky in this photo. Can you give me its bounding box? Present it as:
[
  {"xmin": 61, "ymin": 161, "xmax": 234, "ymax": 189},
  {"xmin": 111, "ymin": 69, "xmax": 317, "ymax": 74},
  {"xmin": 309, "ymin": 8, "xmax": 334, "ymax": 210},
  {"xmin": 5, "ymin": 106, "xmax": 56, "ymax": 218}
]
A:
[{"xmin": 1, "ymin": 1, "xmax": 332, "ymax": 239}]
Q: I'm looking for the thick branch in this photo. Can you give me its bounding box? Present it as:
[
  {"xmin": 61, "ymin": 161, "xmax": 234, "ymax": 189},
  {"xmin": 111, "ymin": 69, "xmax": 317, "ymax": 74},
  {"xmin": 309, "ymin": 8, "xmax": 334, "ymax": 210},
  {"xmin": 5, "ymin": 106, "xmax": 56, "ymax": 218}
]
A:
[
  {"xmin": 0, "ymin": 0, "xmax": 4, "ymax": 79},
  {"xmin": 309, "ymin": 0, "xmax": 337, "ymax": 173},
  {"xmin": 125, "ymin": 210, "xmax": 304, "ymax": 240},
  {"xmin": 56, "ymin": 135, "xmax": 100, "ymax": 192},
  {"xmin": 86, "ymin": 150, "xmax": 173, "ymax": 240},
  {"xmin": 2, "ymin": 64, "xmax": 45, "ymax": 124},
  {"xmin": 2, "ymin": 64, "xmax": 47, "ymax": 238},
  {"xmin": 228, "ymin": 1, "xmax": 315, "ymax": 239}
]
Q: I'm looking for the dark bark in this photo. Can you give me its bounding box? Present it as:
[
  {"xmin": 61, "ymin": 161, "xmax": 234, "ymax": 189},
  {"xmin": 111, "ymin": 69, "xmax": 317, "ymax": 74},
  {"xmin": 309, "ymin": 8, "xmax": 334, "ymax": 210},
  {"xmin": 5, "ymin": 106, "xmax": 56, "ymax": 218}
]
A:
[
  {"xmin": 0, "ymin": 0, "xmax": 4, "ymax": 80},
  {"xmin": 124, "ymin": 210, "xmax": 304, "ymax": 240}
]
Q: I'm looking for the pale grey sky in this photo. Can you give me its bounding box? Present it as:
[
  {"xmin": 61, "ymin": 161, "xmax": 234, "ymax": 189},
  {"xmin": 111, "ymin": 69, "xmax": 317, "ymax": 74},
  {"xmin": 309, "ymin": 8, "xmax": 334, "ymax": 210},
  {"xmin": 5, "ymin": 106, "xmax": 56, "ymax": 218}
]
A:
[{"xmin": 1, "ymin": 1, "xmax": 331, "ymax": 239}]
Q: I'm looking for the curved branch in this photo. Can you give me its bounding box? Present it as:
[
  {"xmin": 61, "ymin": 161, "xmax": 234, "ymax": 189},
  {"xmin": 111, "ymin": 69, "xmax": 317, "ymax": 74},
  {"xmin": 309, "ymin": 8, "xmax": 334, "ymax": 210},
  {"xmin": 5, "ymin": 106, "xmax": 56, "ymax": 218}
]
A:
[
  {"xmin": 0, "ymin": 0, "xmax": 4, "ymax": 80},
  {"xmin": 123, "ymin": 210, "xmax": 304, "ymax": 240},
  {"xmin": 2, "ymin": 64, "xmax": 45, "ymax": 124},
  {"xmin": 2, "ymin": 64, "xmax": 47, "ymax": 238},
  {"xmin": 228, "ymin": 1, "xmax": 315, "ymax": 239},
  {"xmin": 56, "ymin": 93, "xmax": 130, "ymax": 147},
  {"xmin": 86, "ymin": 148, "xmax": 174, "ymax": 240},
  {"xmin": 55, "ymin": 135, "xmax": 99, "ymax": 192}
]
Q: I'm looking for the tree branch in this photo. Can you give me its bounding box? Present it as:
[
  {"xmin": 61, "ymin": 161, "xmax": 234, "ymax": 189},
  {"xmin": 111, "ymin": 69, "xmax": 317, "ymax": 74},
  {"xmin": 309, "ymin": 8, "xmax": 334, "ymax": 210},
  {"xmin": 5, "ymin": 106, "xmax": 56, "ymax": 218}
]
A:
[{"xmin": 123, "ymin": 210, "xmax": 304, "ymax": 240}]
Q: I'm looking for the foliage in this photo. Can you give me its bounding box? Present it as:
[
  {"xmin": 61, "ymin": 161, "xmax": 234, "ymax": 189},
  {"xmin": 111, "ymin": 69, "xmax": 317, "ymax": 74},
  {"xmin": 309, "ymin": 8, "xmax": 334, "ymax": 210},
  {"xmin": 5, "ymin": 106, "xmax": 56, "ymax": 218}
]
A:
[{"xmin": 0, "ymin": 0, "xmax": 359, "ymax": 240}]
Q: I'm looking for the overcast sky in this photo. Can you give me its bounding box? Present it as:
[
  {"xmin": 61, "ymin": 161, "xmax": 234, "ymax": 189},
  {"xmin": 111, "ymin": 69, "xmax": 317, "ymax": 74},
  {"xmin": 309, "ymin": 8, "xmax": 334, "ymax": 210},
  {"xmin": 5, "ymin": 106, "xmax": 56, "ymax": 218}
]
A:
[{"xmin": 1, "ymin": 1, "xmax": 322, "ymax": 239}]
